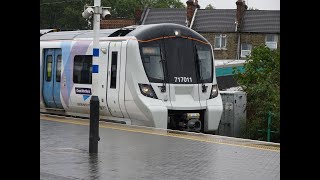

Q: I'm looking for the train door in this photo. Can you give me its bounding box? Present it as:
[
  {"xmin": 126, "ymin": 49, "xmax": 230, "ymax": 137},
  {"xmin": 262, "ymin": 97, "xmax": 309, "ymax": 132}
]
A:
[
  {"xmin": 107, "ymin": 42, "xmax": 124, "ymax": 117},
  {"xmin": 42, "ymin": 48, "xmax": 63, "ymax": 109}
]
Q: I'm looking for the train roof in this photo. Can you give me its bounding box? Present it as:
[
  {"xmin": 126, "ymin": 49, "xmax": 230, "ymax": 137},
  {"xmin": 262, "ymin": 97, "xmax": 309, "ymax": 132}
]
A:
[
  {"xmin": 40, "ymin": 29, "xmax": 59, "ymax": 36},
  {"xmin": 127, "ymin": 23, "xmax": 208, "ymax": 43},
  {"xmin": 40, "ymin": 28, "xmax": 120, "ymax": 40},
  {"xmin": 40, "ymin": 23, "xmax": 209, "ymax": 44}
]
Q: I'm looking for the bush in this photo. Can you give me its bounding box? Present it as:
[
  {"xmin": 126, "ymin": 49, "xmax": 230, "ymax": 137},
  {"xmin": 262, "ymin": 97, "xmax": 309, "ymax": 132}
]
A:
[{"xmin": 233, "ymin": 45, "xmax": 280, "ymax": 142}]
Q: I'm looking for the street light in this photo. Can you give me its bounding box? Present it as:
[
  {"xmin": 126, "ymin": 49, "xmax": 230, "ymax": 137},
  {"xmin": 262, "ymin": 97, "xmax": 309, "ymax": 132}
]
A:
[
  {"xmin": 102, "ymin": 8, "xmax": 111, "ymax": 19},
  {"xmin": 82, "ymin": 1, "xmax": 112, "ymax": 154},
  {"xmin": 82, "ymin": 7, "xmax": 94, "ymax": 19},
  {"xmin": 82, "ymin": 6, "xmax": 111, "ymax": 20},
  {"xmin": 81, "ymin": 1, "xmax": 111, "ymax": 98}
]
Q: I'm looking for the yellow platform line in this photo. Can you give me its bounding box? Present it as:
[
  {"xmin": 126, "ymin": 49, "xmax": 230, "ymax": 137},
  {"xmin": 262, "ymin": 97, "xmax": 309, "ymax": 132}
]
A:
[{"xmin": 40, "ymin": 115, "xmax": 280, "ymax": 152}]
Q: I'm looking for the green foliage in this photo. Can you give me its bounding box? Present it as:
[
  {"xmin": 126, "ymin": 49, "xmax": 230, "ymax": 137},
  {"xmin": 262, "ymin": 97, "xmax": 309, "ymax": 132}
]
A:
[
  {"xmin": 107, "ymin": 0, "xmax": 140, "ymax": 18},
  {"xmin": 205, "ymin": 4, "xmax": 215, "ymax": 9},
  {"xmin": 233, "ymin": 45, "xmax": 280, "ymax": 142},
  {"xmin": 104, "ymin": 0, "xmax": 185, "ymax": 18},
  {"xmin": 40, "ymin": 0, "xmax": 185, "ymax": 30},
  {"xmin": 39, "ymin": 0, "xmax": 103, "ymax": 30},
  {"xmin": 40, "ymin": 0, "xmax": 92, "ymax": 30}
]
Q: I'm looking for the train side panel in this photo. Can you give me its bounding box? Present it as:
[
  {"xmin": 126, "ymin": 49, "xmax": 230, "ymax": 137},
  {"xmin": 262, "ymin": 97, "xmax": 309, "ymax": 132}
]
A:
[{"xmin": 124, "ymin": 39, "xmax": 168, "ymax": 129}]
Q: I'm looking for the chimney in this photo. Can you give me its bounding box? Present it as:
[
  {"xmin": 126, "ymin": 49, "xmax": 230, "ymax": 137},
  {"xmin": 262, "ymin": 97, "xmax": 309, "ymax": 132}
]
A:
[
  {"xmin": 186, "ymin": 0, "xmax": 196, "ymax": 27},
  {"xmin": 236, "ymin": 0, "xmax": 247, "ymax": 31},
  {"xmin": 195, "ymin": 0, "xmax": 200, "ymax": 9}
]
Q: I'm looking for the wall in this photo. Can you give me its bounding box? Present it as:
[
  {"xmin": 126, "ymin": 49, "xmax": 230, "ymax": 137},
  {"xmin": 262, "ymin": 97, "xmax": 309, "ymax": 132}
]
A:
[
  {"xmin": 201, "ymin": 33, "xmax": 281, "ymax": 60},
  {"xmin": 200, "ymin": 33, "xmax": 238, "ymax": 60},
  {"xmin": 240, "ymin": 33, "xmax": 280, "ymax": 59},
  {"xmin": 101, "ymin": 19, "xmax": 136, "ymax": 29}
]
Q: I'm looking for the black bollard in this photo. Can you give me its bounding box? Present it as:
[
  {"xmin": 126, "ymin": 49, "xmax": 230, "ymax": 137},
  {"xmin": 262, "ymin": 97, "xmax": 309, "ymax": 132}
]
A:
[{"xmin": 89, "ymin": 96, "xmax": 100, "ymax": 153}]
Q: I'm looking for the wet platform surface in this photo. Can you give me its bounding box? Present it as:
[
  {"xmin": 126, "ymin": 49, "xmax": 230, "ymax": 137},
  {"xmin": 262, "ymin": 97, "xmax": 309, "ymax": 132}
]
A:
[{"xmin": 40, "ymin": 114, "xmax": 280, "ymax": 180}]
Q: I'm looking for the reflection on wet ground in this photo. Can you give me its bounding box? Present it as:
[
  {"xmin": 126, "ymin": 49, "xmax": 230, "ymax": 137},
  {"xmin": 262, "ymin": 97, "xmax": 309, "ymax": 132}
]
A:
[{"xmin": 40, "ymin": 115, "xmax": 280, "ymax": 180}]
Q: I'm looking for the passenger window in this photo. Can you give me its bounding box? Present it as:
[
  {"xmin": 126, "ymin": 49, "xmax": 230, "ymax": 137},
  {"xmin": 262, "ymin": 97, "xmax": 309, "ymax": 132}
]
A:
[
  {"xmin": 46, "ymin": 55, "xmax": 53, "ymax": 81},
  {"xmin": 56, "ymin": 55, "xmax": 62, "ymax": 82},
  {"xmin": 73, "ymin": 55, "xmax": 92, "ymax": 84},
  {"xmin": 110, "ymin": 52, "xmax": 118, "ymax": 88}
]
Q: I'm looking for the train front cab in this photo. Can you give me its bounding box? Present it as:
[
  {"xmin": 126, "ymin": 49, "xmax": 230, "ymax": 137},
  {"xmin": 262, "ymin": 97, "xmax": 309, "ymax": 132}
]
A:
[{"xmin": 126, "ymin": 33, "xmax": 223, "ymax": 134}]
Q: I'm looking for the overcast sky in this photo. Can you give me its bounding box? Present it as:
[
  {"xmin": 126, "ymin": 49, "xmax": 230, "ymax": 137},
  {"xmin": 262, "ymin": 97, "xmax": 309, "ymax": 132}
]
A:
[{"xmin": 182, "ymin": 0, "xmax": 280, "ymax": 10}]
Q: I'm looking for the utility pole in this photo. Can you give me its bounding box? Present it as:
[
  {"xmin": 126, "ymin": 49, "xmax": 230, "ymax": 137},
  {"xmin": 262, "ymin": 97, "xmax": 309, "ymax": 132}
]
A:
[
  {"xmin": 91, "ymin": 0, "xmax": 101, "ymax": 96},
  {"xmin": 82, "ymin": 0, "xmax": 110, "ymax": 96},
  {"xmin": 82, "ymin": 0, "xmax": 111, "ymax": 154},
  {"xmin": 90, "ymin": 0, "xmax": 101, "ymax": 154}
]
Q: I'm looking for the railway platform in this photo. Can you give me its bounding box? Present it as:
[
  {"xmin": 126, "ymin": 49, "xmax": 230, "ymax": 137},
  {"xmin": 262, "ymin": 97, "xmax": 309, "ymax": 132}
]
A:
[{"xmin": 40, "ymin": 114, "xmax": 280, "ymax": 180}]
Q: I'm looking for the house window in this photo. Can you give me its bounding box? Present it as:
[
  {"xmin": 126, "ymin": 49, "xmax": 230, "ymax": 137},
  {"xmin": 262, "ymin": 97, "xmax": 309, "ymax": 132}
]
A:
[
  {"xmin": 265, "ymin": 34, "xmax": 278, "ymax": 49},
  {"xmin": 214, "ymin": 34, "xmax": 227, "ymax": 50},
  {"xmin": 241, "ymin": 43, "xmax": 252, "ymax": 58}
]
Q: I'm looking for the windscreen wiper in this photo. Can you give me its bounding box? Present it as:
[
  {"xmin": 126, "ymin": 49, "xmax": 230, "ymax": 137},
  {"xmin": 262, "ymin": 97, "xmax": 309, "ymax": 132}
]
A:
[
  {"xmin": 160, "ymin": 59, "xmax": 167, "ymax": 92},
  {"xmin": 160, "ymin": 43, "xmax": 167, "ymax": 92}
]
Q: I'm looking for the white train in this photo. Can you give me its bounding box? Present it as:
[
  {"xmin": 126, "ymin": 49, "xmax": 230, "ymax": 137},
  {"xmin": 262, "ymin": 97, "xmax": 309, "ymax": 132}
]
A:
[{"xmin": 40, "ymin": 23, "xmax": 223, "ymax": 133}]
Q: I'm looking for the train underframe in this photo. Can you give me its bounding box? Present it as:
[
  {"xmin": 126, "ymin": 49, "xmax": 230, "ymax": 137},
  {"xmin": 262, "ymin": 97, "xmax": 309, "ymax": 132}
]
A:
[{"xmin": 167, "ymin": 109, "xmax": 205, "ymax": 133}]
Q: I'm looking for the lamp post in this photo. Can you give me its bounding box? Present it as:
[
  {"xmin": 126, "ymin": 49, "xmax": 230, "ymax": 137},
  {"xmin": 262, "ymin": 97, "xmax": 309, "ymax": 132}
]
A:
[
  {"xmin": 82, "ymin": 1, "xmax": 111, "ymax": 96},
  {"xmin": 92, "ymin": 0, "xmax": 101, "ymax": 97},
  {"xmin": 82, "ymin": 1, "xmax": 111, "ymax": 153}
]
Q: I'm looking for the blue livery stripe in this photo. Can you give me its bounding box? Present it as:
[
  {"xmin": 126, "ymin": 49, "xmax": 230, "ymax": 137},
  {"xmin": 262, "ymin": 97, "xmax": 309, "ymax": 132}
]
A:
[
  {"xmin": 93, "ymin": 48, "xmax": 99, "ymax": 57},
  {"xmin": 92, "ymin": 65, "xmax": 99, "ymax": 73},
  {"xmin": 83, "ymin": 95, "xmax": 90, "ymax": 101}
]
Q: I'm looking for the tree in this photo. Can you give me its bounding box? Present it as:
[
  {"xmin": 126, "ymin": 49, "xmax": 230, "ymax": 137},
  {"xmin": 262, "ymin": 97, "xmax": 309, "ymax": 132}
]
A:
[
  {"xmin": 106, "ymin": 0, "xmax": 185, "ymax": 18},
  {"xmin": 233, "ymin": 46, "xmax": 280, "ymax": 142},
  {"xmin": 40, "ymin": 0, "xmax": 92, "ymax": 30},
  {"xmin": 40, "ymin": 0, "xmax": 185, "ymax": 30},
  {"xmin": 205, "ymin": 4, "xmax": 215, "ymax": 9}
]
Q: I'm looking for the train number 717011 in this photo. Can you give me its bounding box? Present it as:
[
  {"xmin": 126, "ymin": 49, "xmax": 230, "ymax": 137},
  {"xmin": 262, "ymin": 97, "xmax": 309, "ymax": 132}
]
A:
[{"xmin": 174, "ymin": 77, "xmax": 192, "ymax": 83}]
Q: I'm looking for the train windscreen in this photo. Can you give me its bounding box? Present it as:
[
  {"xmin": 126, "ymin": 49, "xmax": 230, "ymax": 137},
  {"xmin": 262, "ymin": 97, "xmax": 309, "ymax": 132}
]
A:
[
  {"xmin": 140, "ymin": 42, "xmax": 165, "ymax": 82},
  {"xmin": 139, "ymin": 37, "xmax": 213, "ymax": 84}
]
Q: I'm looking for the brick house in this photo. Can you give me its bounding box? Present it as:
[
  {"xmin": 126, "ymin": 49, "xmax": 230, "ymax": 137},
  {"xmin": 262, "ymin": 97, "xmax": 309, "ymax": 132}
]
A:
[{"xmin": 139, "ymin": 0, "xmax": 280, "ymax": 60}]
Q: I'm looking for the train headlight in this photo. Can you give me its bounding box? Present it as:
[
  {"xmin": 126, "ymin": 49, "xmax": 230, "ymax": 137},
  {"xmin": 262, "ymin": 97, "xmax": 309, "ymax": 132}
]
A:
[
  {"xmin": 174, "ymin": 30, "xmax": 181, "ymax": 37},
  {"xmin": 209, "ymin": 84, "xmax": 219, "ymax": 99},
  {"xmin": 138, "ymin": 84, "xmax": 158, "ymax": 99}
]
